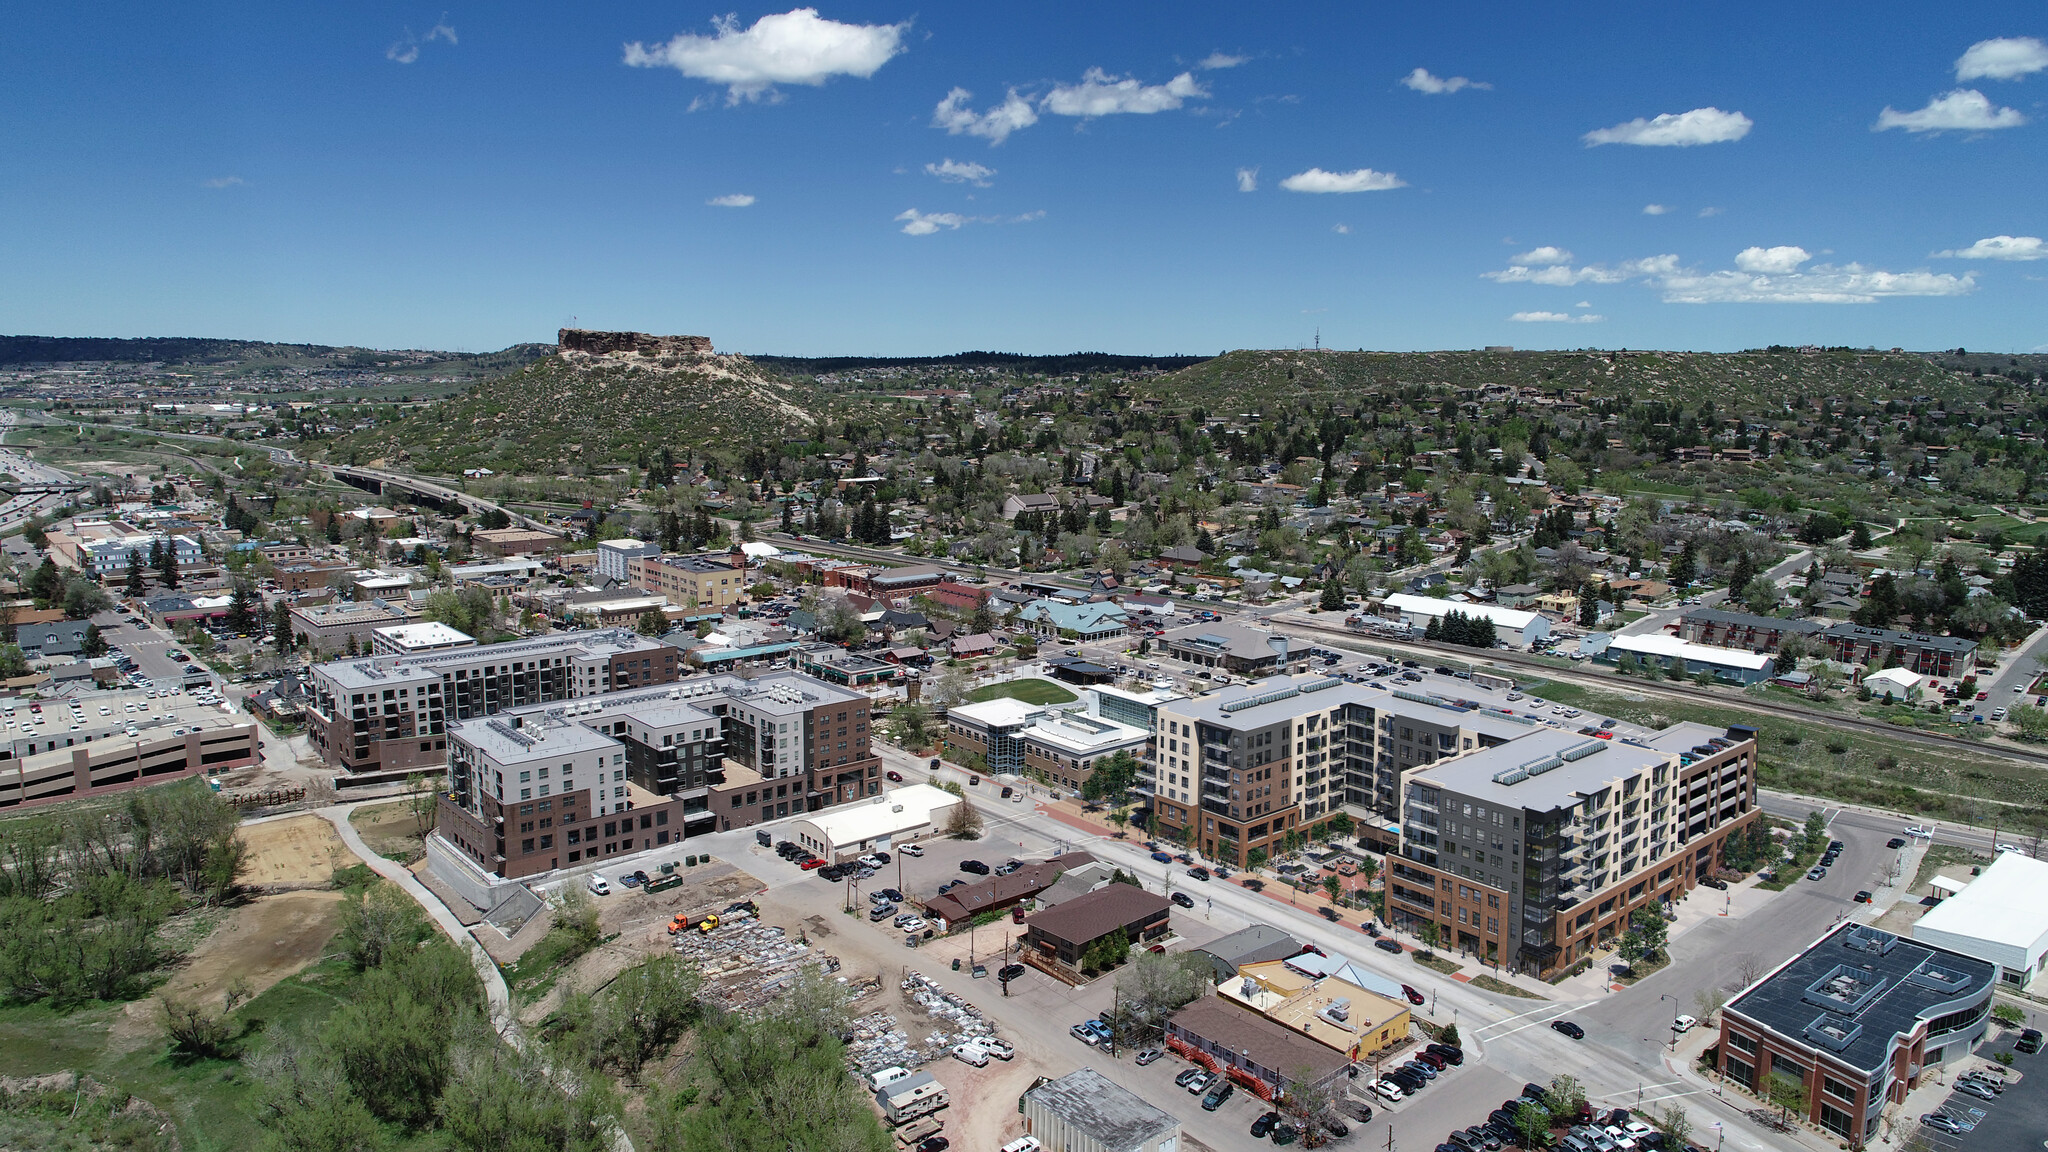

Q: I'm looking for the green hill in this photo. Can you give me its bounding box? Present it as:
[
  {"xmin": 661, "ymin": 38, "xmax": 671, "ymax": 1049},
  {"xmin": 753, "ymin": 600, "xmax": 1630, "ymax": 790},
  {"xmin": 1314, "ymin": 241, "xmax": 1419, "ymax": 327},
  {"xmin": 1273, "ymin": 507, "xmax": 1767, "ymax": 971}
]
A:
[
  {"xmin": 1136, "ymin": 348, "xmax": 1970, "ymax": 413},
  {"xmin": 323, "ymin": 350, "xmax": 820, "ymax": 474}
]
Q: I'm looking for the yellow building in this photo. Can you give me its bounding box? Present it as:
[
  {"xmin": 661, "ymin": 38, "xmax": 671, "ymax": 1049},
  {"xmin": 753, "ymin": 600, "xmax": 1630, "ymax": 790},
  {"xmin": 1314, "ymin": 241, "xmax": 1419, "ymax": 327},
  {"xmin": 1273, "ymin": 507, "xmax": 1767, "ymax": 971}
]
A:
[
  {"xmin": 628, "ymin": 552, "xmax": 748, "ymax": 610},
  {"xmin": 1226, "ymin": 956, "xmax": 1412, "ymax": 1062}
]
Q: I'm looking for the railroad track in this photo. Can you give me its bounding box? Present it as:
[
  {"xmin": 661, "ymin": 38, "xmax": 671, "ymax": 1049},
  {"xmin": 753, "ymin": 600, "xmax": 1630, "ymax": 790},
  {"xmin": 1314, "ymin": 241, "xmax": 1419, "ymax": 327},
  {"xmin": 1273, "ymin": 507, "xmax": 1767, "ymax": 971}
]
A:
[{"xmin": 1270, "ymin": 611, "xmax": 2048, "ymax": 772}]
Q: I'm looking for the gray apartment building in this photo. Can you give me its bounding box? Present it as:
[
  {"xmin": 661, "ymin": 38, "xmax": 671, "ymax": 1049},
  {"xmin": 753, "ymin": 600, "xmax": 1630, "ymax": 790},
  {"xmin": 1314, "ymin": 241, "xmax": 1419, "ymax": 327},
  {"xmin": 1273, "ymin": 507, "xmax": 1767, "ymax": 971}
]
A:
[
  {"xmin": 304, "ymin": 629, "xmax": 682, "ymax": 776},
  {"xmin": 1386, "ymin": 721, "xmax": 1759, "ymax": 976},
  {"xmin": 1146, "ymin": 674, "xmax": 1533, "ymax": 864}
]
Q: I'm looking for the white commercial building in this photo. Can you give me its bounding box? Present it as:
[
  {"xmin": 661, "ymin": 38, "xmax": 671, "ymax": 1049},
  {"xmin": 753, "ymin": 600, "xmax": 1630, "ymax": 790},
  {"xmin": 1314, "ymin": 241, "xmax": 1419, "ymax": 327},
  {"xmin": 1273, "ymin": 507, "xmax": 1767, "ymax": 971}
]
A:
[
  {"xmin": 788, "ymin": 783, "xmax": 960, "ymax": 862},
  {"xmin": 370, "ymin": 621, "xmax": 478, "ymax": 656},
  {"xmin": 1594, "ymin": 633, "xmax": 1775, "ymax": 685},
  {"xmin": 1911, "ymin": 851, "xmax": 2048, "ymax": 990},
  {"xmin": 597, "ymin": 537, "xmax": 661, "ymax": 584},
  {"xmin": 1380, "ymin": 593, "xmax": 1551, "ymax": 649}
]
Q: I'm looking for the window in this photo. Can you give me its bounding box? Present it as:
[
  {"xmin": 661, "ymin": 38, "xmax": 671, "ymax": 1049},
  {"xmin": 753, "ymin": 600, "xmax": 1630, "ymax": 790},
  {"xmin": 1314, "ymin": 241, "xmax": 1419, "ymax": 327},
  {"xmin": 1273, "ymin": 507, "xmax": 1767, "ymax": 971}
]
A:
[{"xmin": 1822, "ymin": 1076, "xmax": 1856, "ymax": 1102}]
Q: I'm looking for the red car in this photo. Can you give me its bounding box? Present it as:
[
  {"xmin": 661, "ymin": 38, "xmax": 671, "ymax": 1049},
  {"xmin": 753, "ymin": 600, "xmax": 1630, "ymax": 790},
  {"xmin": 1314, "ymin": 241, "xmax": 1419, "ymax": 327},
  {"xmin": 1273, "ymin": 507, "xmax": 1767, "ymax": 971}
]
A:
[
  {"xmin": 886, "ymin": 771, "xmax": 903, "ymax": 782},
  {"xmin": 799, "ymin": 857, "xmax": 826, "ymax": 870},
  {"xmin": 1976, "ymin": 691, "xmax": 1990, "ymax": 701},
  {"xmin": 1401, "ymin": 984, "xmax": 1425, "ymax": 1005}
]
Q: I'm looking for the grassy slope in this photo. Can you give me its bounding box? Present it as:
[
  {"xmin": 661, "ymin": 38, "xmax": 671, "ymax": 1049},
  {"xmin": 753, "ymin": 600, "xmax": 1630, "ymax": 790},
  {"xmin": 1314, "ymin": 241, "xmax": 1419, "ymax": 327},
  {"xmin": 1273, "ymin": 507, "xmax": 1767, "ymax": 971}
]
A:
[
  {"xmin": 1520, "ymin": 675, "xmax": 2048, "ymax": 825},
  {"xmin": 966, "ymin": 678, "xmax": 1078, "ymax": 705},
  {"xmin": 326, "ymin": 353, "xmax": 820, "ymax": 474}
]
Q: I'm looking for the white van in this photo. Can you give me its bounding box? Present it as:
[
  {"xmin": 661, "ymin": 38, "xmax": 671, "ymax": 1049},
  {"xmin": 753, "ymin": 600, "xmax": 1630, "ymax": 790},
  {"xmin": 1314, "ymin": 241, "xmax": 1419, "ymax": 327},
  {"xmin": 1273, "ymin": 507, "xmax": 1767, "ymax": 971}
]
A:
[
  {"xmin": 951, "ymin": 1043, "xmax": 989, "ymax": 1067},
  {"xmin": 1001, "ymin": 1139, "xmax": 1043, "ymax": 1152},
  {"xmin": 586, "ymin": 875, "xmax": 611, "ymax": 896},
  {"xmin": 866, "ymin": 1066, "xmax": 913, "ymax": 1093}
]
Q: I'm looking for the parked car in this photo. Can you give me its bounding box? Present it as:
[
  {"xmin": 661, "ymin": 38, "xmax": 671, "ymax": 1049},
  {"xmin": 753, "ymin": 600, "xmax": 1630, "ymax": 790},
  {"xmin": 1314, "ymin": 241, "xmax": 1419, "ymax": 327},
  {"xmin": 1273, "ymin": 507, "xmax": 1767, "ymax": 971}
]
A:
[
  {"xmin": 1374, "ymin": 937, "xmax": 1404, "ymax": 954},
  {"xmin": 951, "ymin": 1044, "xmax": 989, "ymax": 1067},
  {"xmin": 961, "ymin": 859, "xmax": 990, "ymax": 874},
  {"xmin": 915, "ymin": 1138, "xmax": 950, "ymax": 1152},
  {"xmin": 1886, "ymin": 837, "xmax": 1907, "ymax": 849},
  {"xmin": 1854, "ymin": 890, "xmax": 1873, "ymax": 903},
  {"xmin": 1552, "ymin": 1019, "xmax": 1585, "ymax": 1039},
  {"xmin": 1186, "ymin": 1071, "xmax": 1217, "ymax": 1096},
  {"xmin": 1806, "ymin": 866, "xmax": 1827, "ymax": 881},
  {"xmin": 1175, "ymin": 1068, "xmax": 1207, "ymax": 1090},
  {"xmin": 998, "ymin": 963, "xmax": 1026, "ymax": 982},
  {"xmin": 1151, "ymin": 851, "xmax": 1174, "ymax": 863},
  {"xmin": 1071, "ymin": 1022, "xmax": 1102, "ymax": 1046},
  {"xmin": 1252, "ymin": 1112, "xmax": 1279, "ymax": 1138},
  {"xmin": 1371, "ymin": 1080, "xmax": 1404, "ymax": 1103},
  {"xmin": 1318, "ymin": 906, "xmax": 1341, "ymax": 922},
  {"xmin": 1171, "ymin": 892, "xmax": 1195, "ymax": 908},
  {"xmin": 586, "ymin": 875, "xmax": 611, "ymax": 896},
  {"xmin": 1955, "ymin": 1079, "xmax": 1996, "ymax": 1101},
  {"xmin": 1426, "ymin": 1043, "xmax": 1464, "ymax": 1065},
  {"xmin": 1187, "ymin": 866, "xmax": 1211, "ymax": 881},
  {"xmin": 1201, "ymin": 1082, "xmax": 1234, "ymax": 1111},
  {"xmin": 1671, "ymin": 1014, "xmax": 1697, "ymax": 1033},
  {"xmin": 2018, "ymin": 1028, "xmax": 2043, "ymax": 1053},
  {"xmin": 1134, "ymin": 1047, "xmax": 1163, "ymax": 1066},
  {"xmin": 1919, "ymin": 1113, "xmax": 1963, "ymax": 1134},
  {"xmin": 899, "ymin": 843, "xmax": 924, "ymax": 857}
]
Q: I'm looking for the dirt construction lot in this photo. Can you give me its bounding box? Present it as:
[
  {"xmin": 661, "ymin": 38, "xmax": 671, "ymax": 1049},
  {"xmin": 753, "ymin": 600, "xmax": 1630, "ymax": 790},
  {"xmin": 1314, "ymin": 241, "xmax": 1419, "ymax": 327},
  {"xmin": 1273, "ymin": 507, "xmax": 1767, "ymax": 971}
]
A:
[
  {"xmin": 238, "ymin": 813, "xmax": 350, "ymax": 886},
  {"xmin": 348, "ymin": 799, "xmax": 428, "ymax": 862}
]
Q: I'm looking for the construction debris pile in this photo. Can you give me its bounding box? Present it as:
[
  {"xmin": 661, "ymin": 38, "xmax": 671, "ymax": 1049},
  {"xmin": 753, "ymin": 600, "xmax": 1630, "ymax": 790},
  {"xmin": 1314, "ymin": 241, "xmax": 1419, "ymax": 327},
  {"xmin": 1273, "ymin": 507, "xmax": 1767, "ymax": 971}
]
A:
[
  {"xmin": 670, "ymin": 918, "xmax": 845, "ymax": 1012},
  {"xmin": 846, "ymin": 1009, "xmax": 921, "ymax": 1075},
  {"xmin": 876, "ymin": 972, "xmax": 1005, "ymax": 1068}
]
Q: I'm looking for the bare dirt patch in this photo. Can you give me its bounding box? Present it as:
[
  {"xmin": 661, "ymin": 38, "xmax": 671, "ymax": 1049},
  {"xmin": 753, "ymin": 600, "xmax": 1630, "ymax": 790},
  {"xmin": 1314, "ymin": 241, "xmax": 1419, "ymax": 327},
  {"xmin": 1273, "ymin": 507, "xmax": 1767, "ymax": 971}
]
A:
[
  {"xmin": 348, "ymin": 799, "xmax": 429, "ymax": 862},
  {"xmin": 108, "ymin": 890, "xmax": 345, "ymax": 1050},
  {"xmin": 238, "ymin": 813, "xmax": 350, "ymax": 887}
]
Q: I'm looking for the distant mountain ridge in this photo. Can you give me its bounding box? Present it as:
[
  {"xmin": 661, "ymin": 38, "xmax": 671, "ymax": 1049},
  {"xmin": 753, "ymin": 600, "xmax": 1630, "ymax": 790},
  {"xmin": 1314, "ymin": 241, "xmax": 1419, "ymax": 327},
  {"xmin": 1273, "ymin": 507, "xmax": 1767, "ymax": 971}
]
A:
[{"xmin": 0, "ymin": 334, "xmax": 551, "ymax": 374}]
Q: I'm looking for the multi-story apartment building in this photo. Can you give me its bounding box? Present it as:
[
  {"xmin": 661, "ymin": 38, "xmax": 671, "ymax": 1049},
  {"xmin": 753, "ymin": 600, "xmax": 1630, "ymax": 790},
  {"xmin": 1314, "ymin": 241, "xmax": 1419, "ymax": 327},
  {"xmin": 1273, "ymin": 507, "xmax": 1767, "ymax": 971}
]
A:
[
  {"xmin": 595, "ymin": 537, "xmax": 660, "ymax": 583},
  {"xmin": 1385, "ymin": 720, "xmax": 1759, "ymax": 976},
  {"xmin": 1818, "ymin": 623, "xmax": 1978, "ymax": 679},
  {"xmin": 628, "ymin": 550, "xmax": 750, "ymax": 610},
  {"xmin": 1716, "ymin": 923, "xmax": 1994, "ymax": 1144},
  {"xmin": 435, "ymin": 670, "xmax": 877, "ymax": 878},
  {"xmin": 1147, "ymin": 675, "xmax": 1533, "ymax": 863},
  {"xmin": 1674, "ymin": 608, "xmax": 1825, "ymax": 653},
  {"xmin": 304, "ymin": 630, "xmax": 682, "ymax": 775}
]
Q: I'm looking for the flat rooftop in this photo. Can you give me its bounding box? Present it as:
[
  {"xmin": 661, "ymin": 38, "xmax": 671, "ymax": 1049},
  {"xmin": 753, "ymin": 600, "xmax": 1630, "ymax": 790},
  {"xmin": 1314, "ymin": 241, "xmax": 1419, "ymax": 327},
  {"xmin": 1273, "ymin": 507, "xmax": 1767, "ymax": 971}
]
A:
[
  {"xmin": 1407, "ymin": 725, "xmax": 1672, "ymax": 810},
  {"xmin": 1729, "ymin": 922, "xmax": 1996, "ymax": 1074}
]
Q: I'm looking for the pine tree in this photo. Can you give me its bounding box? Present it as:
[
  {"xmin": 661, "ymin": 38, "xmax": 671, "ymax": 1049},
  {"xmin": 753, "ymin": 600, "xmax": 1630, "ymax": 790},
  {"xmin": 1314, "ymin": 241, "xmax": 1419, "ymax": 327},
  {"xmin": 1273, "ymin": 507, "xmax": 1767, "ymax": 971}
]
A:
[
  {"xmin": 156, "ymin": 538, "xmax": 180, "ymax": 590},
  {"xmin": 125, "ymin": 549, "xmax": 147, "ymax": 597}
]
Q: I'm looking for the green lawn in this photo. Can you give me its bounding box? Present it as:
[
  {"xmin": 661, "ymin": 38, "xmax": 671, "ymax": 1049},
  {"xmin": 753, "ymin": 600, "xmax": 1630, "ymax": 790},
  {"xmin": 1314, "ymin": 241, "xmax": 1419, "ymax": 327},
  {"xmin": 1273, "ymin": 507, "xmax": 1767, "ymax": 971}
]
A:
[{"xmin": 966, "ymin": 678, "xmax": 1078, "ymax": 705}]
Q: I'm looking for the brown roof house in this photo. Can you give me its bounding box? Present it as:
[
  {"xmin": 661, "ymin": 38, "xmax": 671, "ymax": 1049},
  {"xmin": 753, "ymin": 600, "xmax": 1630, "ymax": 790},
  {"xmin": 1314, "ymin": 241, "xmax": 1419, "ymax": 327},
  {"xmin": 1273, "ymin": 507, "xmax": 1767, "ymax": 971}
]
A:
[{"xmin": 1024, "ymin": 882, "xmax": 1170, "ymax": 975}]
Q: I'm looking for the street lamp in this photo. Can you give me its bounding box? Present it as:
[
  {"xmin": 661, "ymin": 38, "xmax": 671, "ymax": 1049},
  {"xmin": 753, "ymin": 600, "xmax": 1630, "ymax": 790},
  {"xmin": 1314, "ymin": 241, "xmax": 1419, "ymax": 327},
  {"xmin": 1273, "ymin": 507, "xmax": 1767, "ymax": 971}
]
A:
[{"xmin": 1661, "ymin": 994, "xmax": 1679, "ymax": 1051}]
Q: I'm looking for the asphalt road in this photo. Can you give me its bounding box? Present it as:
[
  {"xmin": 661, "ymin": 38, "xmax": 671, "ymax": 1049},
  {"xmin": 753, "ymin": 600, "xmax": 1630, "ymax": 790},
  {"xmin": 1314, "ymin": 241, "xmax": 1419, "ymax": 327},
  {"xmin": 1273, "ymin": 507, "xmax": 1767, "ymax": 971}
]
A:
[{"xmin": 91, "ymin": 609, "xmax": 220, "ymax": 691}]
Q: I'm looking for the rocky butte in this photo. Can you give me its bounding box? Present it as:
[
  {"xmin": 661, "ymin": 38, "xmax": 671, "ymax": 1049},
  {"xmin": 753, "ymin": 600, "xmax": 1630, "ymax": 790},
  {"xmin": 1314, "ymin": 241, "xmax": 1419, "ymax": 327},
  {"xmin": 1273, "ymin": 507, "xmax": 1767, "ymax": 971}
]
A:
[{"xmin": 556, "ymin": 328, "xmax": 713, "ymax": 356}]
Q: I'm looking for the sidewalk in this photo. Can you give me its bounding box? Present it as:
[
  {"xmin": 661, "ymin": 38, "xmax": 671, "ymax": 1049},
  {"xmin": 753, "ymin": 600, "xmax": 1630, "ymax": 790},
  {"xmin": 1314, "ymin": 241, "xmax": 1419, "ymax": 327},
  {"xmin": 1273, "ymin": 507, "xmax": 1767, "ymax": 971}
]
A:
[{"xmin": 317, "ymin": 803, "xmax": 518, "ymax": 1044}]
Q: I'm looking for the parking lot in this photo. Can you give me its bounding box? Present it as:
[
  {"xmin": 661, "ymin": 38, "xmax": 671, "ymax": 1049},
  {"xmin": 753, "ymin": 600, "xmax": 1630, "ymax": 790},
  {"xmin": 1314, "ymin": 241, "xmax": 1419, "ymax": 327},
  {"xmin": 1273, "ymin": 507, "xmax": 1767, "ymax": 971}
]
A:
[{"xmin": 1912, "ymin": 1028, "xmax": 2042, "ymax": 1149}]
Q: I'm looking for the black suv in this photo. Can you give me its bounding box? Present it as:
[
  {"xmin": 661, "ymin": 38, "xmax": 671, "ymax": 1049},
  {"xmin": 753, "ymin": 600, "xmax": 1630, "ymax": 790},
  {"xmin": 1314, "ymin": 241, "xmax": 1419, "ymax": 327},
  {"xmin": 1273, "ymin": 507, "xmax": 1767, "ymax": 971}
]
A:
[{"xmin": 960, "ymin": 859, "xmax": 990, "ymax": 874}]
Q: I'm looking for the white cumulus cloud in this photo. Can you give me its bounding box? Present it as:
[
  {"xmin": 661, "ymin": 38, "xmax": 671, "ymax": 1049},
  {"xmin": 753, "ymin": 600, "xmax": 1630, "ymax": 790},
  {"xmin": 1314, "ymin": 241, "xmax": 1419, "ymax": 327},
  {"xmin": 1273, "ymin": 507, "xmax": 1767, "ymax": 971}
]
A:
[
  {"xmin": 1236, "ymin": 166, "xmax": 1258, "ymax": 192},
  {"xmin": 707, "ymin": 193, "xmax": 756, "ymax": 207},
  {"xmin": 1642, "ymin": 204, "xmax": 1671, "ymax": 215},
  {"xmin": 1279, "ymin": 167, "xmax": 1406, "ymax": 193},
  {"xmin": 1486, "ymin": 249, "xmax": 1971, "ymax": 302},
  {"xmin": 1935, "ymin": 235, "xmax": 2048, "ymax": 260},
  {"xmin": 1332, "ymin": 224, "xmax": 1351, "ymax": 234},
  {"xmin": 1044, "ymin": 68, "xmax": 1206, "ymax": 116},
  {"xmin": 1401, "ymin": 67, "xmax": 1489, "ymax": 94},
  {"xmin": 932, "ymin": 87, "xmax": 1039, "ymax": 144},
  {"xmin": 1875, "ymin": 89, "xmax": 2027, "ymax": 132},
  {"xmin": 896, "ymin": 209, "xmax": 970, "ymax": 236},
  {"xmin": 624, "ymin": 8, "xmax": 907, "ymax": 104},
  {"xmin": 1510, "ymin": 311, "xmax": 1603, "ymax": 323},
  {"xmin": 1583, "ymin": 107, "xmax": 1752, "ymax": 147},
  {"xmin": 1661, "ymin": 266, "xmax": 1973, "ymax": 303},
  {"xmin": 1511, "ymin": 246, "xmax": 1573, "ymax": 266},
  {"xmin": 925, "ymin": 158, "xmax": 995, "ymax": 186},
  {"xmin": 1956, "ymin": 36, "xmax": 2048, "ymax": 81},
  {"xmin": 1199, "ymin": 52, "xmax": 1247, "ymax": 70},
  {"xmin": 1486, "ymin": 254, "xmax": 1680, "ymax": 286},
  {"xmin": 1733, "ymin": 245, "xmax": 1810, "ymax": 274}
]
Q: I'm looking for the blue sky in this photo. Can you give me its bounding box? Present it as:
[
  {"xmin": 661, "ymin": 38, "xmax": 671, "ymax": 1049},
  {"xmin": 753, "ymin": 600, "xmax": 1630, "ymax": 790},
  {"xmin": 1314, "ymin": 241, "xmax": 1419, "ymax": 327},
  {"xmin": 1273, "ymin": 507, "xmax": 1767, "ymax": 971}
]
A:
[{"xmin": 4, "ymin": 3, "xmax": 2046, "ymax": 355}]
